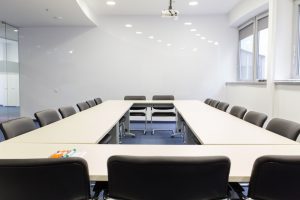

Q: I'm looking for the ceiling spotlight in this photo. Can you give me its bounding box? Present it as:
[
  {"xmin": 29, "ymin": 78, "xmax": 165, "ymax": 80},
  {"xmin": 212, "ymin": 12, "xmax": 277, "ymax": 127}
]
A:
[
  {"xmin": 184, "ymin": 22, "xmax": 192, "ymax": 26},
  {"xmin": 166, "ymin": 43, "xmax": 172, "ymax": 47},
  {"xmin": 148, "ymin": 36, "xmax": 154, "ymax": 39},
  {"xmin": 14, "ymin": 29, "xmax": 18, "ymax": 32},
  {"xmin": 201, "ymin": 36, "xmax": 206, "ymax": 40},
  {"xmin": 106, "ymin": 1, "xmax": 116, "ymax": 6},
  {"xmin": 136, "ymin": 31, "xmax": 143, "ymax": 34},
  {"xmin": 192, "ymin": 48, "xmax": 198, "ymax": 52},
  {"xmin": 214, "ymin": 42, "xmax": 219, "ymax": 46},
  {"xmin": 125, "ymin": 24, "xmax": 133, "ymax": 28},
  {"xmin": 190, "ymin": 28, "xmax": 197, "ymax": 32},
  {"xmin": 189, "ymin": 1, "xmax": 199, "ymax": 6},
  {"xmin": 53, "ymin": 16, "xmax": 63, "ymax": 20}
]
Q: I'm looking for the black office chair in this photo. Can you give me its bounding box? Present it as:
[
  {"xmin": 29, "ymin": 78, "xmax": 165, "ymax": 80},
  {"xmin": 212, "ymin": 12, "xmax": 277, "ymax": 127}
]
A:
[
  {"xmin": 107, "ymin": 155, "xmax": 231, "ymax": 200},
  {"xmin": 151, "ymin": 95, "xmax": 177, "ymax": 135},
  {"xmin": 34, "ymin": 109, "xmax": 60, "ymax": 127},
  {"xmin": 248, "ymin": 155, "xmax": 300, "ymax": 200},
  {"xmin": 0, "ymin": 158, "xmax": 91, "ymax": 200},
  {"xmin": 77, "ymin": 102, "xmax": 90, "ymax": 112},
  {"xmin": 94, "ymin": 98, "xmax": 103, "ymax": 105},
  {"xmin": 217, "ymin": 102, "xmax": 230, "ymax": 112},
  {"xmin": 229, "ymin": 106, "xmax": 247, "ymax": 119},
  {"xmin": 87, "ymin": 100, "xmax": 96, "ymax": 107},
  {"xmin": 0, "ymin": 117, "xmax": 36, "ymax": 140},
  {"xmin": 266, "ymin": 118, "xmax": 300, "ymax": 141},
  {"xmin": 58, "ymin": 106, "xmax": 76, "ymax": 119},
  {"xmin": 124, "ymin": 96, "xmax": 147, "ymax": 135},
  {"xmin": 209, "ymin": 99, "xmax": 220, "ymax": 108},
  {"xmin": 204, "ymin": 98, "xmax": 212, "ymax": 105},
  {"xmin": 244, "ymin": 111, "xmax": 268, "ymax": 128}
]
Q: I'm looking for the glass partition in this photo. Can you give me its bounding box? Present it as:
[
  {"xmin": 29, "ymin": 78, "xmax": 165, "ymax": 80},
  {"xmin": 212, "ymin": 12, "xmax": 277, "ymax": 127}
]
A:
[{"xmin": 0, "ymin": 22, "xmax": 20, "ymax": 124}]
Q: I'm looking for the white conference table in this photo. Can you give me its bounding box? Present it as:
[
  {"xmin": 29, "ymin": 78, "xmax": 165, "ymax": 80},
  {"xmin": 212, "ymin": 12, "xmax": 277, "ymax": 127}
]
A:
[
  {"xmin": 174, "ymin": 101, "xmax": 298, "ymax": 145},
  {"xmin": 1, "ymin": 143, "xmax": 300, "ymax": 182},
  {"xmin": 6, "ymin": 100, "xmax": 132, "ymax": 144},
  {"xmin": 5, "ymin": 100, "xmax": 298, "ymax": 145}
]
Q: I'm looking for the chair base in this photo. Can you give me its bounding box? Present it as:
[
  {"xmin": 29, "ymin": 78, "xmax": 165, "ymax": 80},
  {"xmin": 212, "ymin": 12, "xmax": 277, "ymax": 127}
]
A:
[
  {"xmin": 151, "ymin": 129, "xmax": 175, "ymax": 135},
  {"xmin": 131, "ymin": 129, "xmax": 147, "ymax": 135}
]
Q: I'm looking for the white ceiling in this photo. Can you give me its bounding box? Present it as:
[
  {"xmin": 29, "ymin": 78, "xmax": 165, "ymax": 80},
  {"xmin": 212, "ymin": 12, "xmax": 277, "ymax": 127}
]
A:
[
  {"xmin": 0, "ymin": 0, "xmax": 245, "ymax": 27},
  {"xmin": 85, "ymin": 0, "xmax": 245, "ymax": 16},
  {"xmin": 0, "ymin": 0, "xmax": 95, "ymax": 27}
]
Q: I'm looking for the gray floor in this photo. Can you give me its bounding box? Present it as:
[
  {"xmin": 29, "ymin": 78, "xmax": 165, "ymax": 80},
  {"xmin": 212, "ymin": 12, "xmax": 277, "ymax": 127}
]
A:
[{"xmin": 121, "ymin": 121, "xmax": 184, "ymax": 145}]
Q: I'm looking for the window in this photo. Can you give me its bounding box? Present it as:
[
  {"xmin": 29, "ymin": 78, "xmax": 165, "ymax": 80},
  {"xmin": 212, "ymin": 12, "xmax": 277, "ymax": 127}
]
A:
[
  {"xmin": 294, "ymin": 2, "xmax": 300, "ymax": 78},
  {"xmin": 238, "ymin": 13, "xmax": 268, "ymax": 81}
]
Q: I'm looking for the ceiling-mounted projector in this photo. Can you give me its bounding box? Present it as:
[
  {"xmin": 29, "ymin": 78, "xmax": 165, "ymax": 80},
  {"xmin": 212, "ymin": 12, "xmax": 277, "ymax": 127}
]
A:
[
  {"xmin": 161, "ymin": 9, "xmax": 179, "ymax": 17},
  {"xmin": 161, "ymin": 0, "xmax": 179, "ymax": 17}
]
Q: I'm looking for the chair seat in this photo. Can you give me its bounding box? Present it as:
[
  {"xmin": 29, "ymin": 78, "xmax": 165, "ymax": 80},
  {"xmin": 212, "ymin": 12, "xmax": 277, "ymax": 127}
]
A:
[
  {"xmin": 130, "ymin": 112, "xmax": 146, "ymax": 117},
  {"xmin": 152, "ymin": 112, "xmax": 176, "ymax": 117}
]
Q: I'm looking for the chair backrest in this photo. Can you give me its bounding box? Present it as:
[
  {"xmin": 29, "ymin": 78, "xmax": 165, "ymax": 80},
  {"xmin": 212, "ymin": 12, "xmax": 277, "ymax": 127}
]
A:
[
  {"xmin": 204, "ymin": 98, "xmax": 212, "ymax": 105},
  {"xmin": 244, "ymin": 111, "xmax": 268, "ymax": 128},
  {"xmin": 152, "ymin": 95, "xmax": 174, "ymax": 110},
  {"xmin": 248, "ymin": 155, "xmax": 300, "ymax": 200},
  {"xmin": 266, "ymin": 118, "xmax": 300, "ymax": 141},
  {"xmin": 94, "ymin": 98, "xmax": 102, "ymax": 105},
  {"xmin": 229, "ymin": 106, "xmax": 247, "ymax": 119},
  {"xmin": 77, "ymin": 102, "xmax": 90, "ymax": 112},
  {"xmin": 34, "ymin": 109, "xmax": 60, "ymax": 127},
  {"xmin": 0, "ymin": 117, "xmax": 36, "ymax": 140},
  {"xmin": 86, "ymin": 100, "xmax": 96, "ymax": 107},
  {"xmin": 209, "ymin": 100, "xmax": 220, "ymax": 108},
  {"xmin": 0, "ymin": 158, "xmax": 90, "ymax": 200},
  {"xmin": 58, "ymin": 106, "xmax": 76, "ymax": 119},
  {"xmin": 124, "ymin": 96, "xmax": 146, "ymax": 100},
  {"xmin": 107, "ymin": 155, "xmax": 230, "ymax": 200},
  {"xmin": 152, "ymin": 95, "xmax": 174, "ymax": 100},
  {"xmin": 217, "ymin": 102, "xmax": 229, "ymax": 112},
  {"xmin": 124, "ymin": 96, "xmax": 147, "ymax": 110}
]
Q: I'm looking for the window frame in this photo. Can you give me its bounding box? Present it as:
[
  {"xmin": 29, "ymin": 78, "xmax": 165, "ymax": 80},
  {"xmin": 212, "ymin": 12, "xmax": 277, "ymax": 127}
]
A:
[
  {"xmin": 238, "ymin": 12, "xmax": 269, "ymax": 82},
  {"xmin": 293, "ymin": 0, "xmax": 300, "ymax": 79}
]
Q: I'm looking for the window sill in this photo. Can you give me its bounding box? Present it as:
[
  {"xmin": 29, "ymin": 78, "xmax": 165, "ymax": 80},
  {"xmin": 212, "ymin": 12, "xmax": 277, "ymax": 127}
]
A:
[
  {"xmin": 226, "ymin": 81, "xmax": 267, "ymax": 86},
  {"xmin": 274, "ymin": 80, "xmax": 300, "ymax": 85}
]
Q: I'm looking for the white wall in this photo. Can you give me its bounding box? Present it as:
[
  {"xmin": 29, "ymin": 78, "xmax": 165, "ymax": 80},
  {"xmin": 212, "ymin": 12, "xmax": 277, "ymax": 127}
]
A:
[{"xmin": 19, "ymin": 15, "xmax": 238, "ymax": 117}]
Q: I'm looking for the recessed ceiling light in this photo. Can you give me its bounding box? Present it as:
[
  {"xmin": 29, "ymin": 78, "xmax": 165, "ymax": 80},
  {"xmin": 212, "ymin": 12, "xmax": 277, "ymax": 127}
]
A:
[
  {"xmin": 201, "ymin": 36, "xmax": 206, "ymax": 40},
  {"xmin": 192, "ymin": 48, "xmax": 198, "ymax": 52},
  {"xmin": 190, "ymin": 28, "xmax": 197, "ymax": 32},
  {"xmin": 184, "ymin": 22, "xmax": 192, "ymax": 26},
  {"xmin": 14, "ymin": 29, "xmax": 18, "ymax": 32},
  {"xmin": 53, "ymin": 16, "xmax": 63, "ymax": 20},
  {"xmin": 125, "ymin": 24, "xmax": 133, "ymax": 28},
  {"xmin": 106, "ymin": 1, "xmax": 116, "ymax": 6},
  {"xmin": 214, "ymin": 42, "xmax": 219, "ymax": 46},
  {"xmin": 68, "ymin": 50, "xmax": 74, "ymax": 54},
  {"xmin": 208, "ymin": 40, "xmax": 213, "ymax": 43},
  {"xmin": 189, "ymin": 1, "xmax": 199, "ymax": 6},
  {"xmin": 148, "ymin": 36, "xmax": 154, "ymax": 39},
  {"xmin": 166, "ymin": 43, "xmax": 172, "ymax": 47},
  {"xmin": 136, "ymin": 31, "xmax": 143, "ymax": 34},
  {"xmin": 195, "ymin": 33, "xmax": 201, "ymax": 37},
  {"xmin": 157, "ymin": 39, "xmax": 162, "ymax": 43}
]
